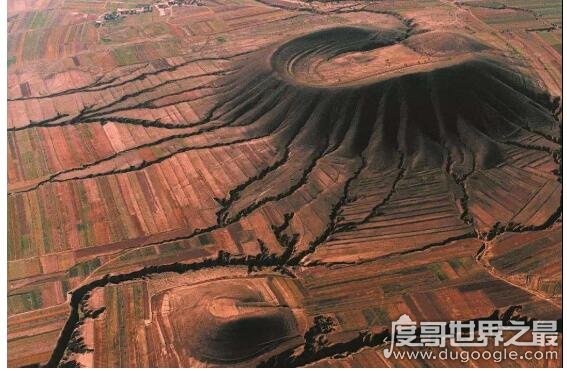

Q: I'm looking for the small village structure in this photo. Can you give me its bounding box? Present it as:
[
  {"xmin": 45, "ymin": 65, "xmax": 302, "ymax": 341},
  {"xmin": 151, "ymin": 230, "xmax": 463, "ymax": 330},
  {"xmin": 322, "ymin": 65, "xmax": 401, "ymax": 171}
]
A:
[{"xmin": 95, "ymin": 1, "xmax": 201, "ymax": 26}]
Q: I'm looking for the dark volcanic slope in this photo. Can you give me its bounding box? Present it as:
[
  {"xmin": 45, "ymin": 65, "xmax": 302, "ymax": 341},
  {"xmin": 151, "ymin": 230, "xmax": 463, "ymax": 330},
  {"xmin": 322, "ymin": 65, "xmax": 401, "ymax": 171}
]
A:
[
  {"xmin": 212, "ymin": 26, "xmax": 558, "ymax": 172},
  {"xmin": 204, "ymin": 27, "xmax": 560, "ymax": 236}
]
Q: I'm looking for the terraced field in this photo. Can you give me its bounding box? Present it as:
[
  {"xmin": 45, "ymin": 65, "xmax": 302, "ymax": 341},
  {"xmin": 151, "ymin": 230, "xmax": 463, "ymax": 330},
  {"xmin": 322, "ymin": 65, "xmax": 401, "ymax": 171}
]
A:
[{"xmin": 7, "ymin": 0, "xmax": 562, "ymax": 367}]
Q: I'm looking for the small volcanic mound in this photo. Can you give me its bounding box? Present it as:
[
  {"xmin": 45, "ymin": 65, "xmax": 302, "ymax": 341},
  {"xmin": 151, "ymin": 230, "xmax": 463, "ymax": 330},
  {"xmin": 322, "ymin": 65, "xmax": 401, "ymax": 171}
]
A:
[
  {"xmin": 204, "ymin": 313, "xmax": 292, "ymax": 359},
  {"xmin": 151, "ymin": 278, "xmax": 304, "ymax": 365}
]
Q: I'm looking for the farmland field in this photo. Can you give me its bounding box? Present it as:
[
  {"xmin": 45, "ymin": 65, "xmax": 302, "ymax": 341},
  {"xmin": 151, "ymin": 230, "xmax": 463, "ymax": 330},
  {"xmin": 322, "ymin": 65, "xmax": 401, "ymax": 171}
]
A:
[{"xmin": 7, "ymin": 0, "xmax": 562, "ymax": 367}]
